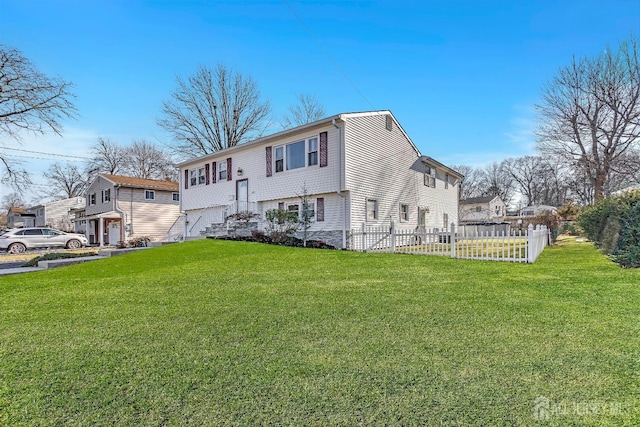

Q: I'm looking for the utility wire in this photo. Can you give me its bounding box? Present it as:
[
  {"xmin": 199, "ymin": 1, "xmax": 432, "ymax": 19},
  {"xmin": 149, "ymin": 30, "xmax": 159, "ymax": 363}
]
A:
[
  {"xmin": 282, "ymin": 0, "xmax": 376, "ymax": 110},
  {"xmin": 0, "ymin": 146, "xmax": 92, "ymax": 160}
]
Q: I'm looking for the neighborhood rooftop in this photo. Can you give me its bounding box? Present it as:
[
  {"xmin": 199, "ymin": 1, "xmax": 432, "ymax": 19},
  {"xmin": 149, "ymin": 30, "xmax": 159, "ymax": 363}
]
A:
[{"xmin": 100, "ymin": 174, "xmax": 179, "ymax": 192}]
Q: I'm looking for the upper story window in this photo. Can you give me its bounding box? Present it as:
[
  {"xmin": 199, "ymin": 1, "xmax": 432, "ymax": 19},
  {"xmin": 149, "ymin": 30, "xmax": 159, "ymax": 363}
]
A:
[
  {"xmin": 198, "ymin": 167, "xmax": 206, "ymax": 185},
  {"xmin": 424, "ymin": 166, "xmax": 436, "ymax": 188},
  {"xmin": 102, "ymin": 189, "xmax": 111, "ymax": 203},
  {"xmin": 145, "ymin": 190, "xmax": 155, "ymax": 200},
  {"xmin": 445, "ymin": 173, "xmax": 449, "ymax": 189},
  {"xmin": 190, "ymin": 170, "xmax": 197, "ymax": 187},
  {"xmin": 275, "ymin": 146, "xmax": 284, "ymax": 172},
  {"xmin": 275, "ymin": 136, "xmax": 319, "ymax": 173},
  {"xmin": 218, "ymin": 161, "xmax": 227, "ymax": 181},
  {"xmin": 89, "ymin": 193, "xmax": 96, "ymax": 206},
  {"xmin": 308, "ymin": 138, "xmax": 318, "ymax": 166},
  {"xmin": 172, "ymin": 192, "xmax": 179, "ymax": 202}
]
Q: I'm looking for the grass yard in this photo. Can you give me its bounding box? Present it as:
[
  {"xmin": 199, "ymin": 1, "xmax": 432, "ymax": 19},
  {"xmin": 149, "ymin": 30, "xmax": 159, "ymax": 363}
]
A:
[{"xmin": 0, "ymin": 238, "xmax": 638, "ymax": 425}]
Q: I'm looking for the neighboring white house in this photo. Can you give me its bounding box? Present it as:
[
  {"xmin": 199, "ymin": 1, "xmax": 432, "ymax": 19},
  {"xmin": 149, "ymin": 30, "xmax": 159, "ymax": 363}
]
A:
[
  {"xmin": 459, "ymin": 195, "xmax": 506, "ymax": 224},
  {"xmin": 23, "ymin": 197, "xmax": 86, "ymax": 231},
  {"xmin": 177, "ymin": 110, "xmax": 463, "ymax": 249},
  {"xmin": 78, "ymin": 174, "xmax": 181, "ymax": 246},
  {"xmin": 7, "ymin": 207, "xmax": 34, "ymax": 228},
  {"xmin": 520, "ymin": 205, "xmax": 557, "ymax": 217}
]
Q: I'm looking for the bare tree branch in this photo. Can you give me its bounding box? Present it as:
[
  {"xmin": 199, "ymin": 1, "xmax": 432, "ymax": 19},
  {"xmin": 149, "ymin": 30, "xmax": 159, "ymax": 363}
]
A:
[
  {"xmin": 281, "ymin": 93, "xmax": 326, "ymax": 129},
  {"xmin": 0, "ymin": 43, "xmax": 76, "ymax": 186},
  {"xmin": 158, "ymin": 64, "xmax": 271, "ymax": 159},
  {"xmin": 536, "ymin": 36, "xmax": 640, "ymax": 201}
]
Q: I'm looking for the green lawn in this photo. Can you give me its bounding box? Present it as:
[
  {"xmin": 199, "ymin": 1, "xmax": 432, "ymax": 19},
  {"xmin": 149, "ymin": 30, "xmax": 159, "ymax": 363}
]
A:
[{"xmin": 1, "ymin": 239, "xmax": 638, "ymax": 426}]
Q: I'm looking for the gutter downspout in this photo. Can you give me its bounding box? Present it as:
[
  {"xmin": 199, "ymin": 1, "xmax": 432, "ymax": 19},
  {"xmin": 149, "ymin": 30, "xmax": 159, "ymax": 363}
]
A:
[
  {"xmin": 114, "ymin": 185, "xmax": 127, "ymax": 244},
  {"xmin": 333, "ymin": 118, "xmax": 347, "ymax": 249}
]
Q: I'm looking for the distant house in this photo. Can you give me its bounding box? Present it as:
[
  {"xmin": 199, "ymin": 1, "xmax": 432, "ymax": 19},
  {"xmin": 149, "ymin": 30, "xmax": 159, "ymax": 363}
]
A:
[
  {"xmin": 79, "ymin": 174, "xmax": 181, "ymax": 246},
  {"xmin": 177, "ymin": 111, "xmax": 463, "ymax": 248},
  {"xmin": 24, "ymin": 197, "xmax": 86, "ymax": 231},
  {"xmin": 459, "ymin": 195, "xmax": 506, "ymax": 224},
  {"xmin": 520, "ymin": 205, "xmax": 557, "ymax": 217},
  {"xmin": 7, "ymin": 207, "xmax": 34, "ymax": 228}
]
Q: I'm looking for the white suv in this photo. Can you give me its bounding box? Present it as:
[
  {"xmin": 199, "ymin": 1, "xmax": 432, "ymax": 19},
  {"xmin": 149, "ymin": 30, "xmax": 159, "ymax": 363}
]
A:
[{"xmin": 0, "ymin": 228, "xmax": 88, "ymax": 254}]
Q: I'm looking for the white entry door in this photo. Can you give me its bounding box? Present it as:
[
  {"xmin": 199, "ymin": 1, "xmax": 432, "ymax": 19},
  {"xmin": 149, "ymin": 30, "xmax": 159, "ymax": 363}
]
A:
[
  {"xmin": 236, "ymin": 179, "xmax": 248, "ymax": 212},
  {"xmin": 109, "ymin": 222, "xmax": 121, "ymax": 245}
]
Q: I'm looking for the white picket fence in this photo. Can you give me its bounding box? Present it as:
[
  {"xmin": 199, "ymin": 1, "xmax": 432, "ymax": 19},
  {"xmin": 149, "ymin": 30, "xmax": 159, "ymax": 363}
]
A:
[{"xmin": 350, "ymin": 222, "xmax": 549, "ymax": 263}]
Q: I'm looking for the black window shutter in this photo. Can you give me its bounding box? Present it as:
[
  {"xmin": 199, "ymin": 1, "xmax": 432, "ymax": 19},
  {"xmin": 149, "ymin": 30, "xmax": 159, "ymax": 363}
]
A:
[
  {"xmin": 319, "ymin": 131, "xmax": 328, "ymax": 167},
  {"xmin": 317, "ymin": 197, "xmax": 324, "ymax": 222},
  {"xmin": 227, "ymin": 158, "xmax": 232, "ymax": 181},
  {"xmin": 205, "ymin": 163, "xmax": 210, "ymax": 185},
  {"xmin": 212, "ymin": 162, "xmax": 217, "ymax": 184},
  {"xmin": 184, "ymin": 170, "xmax": 189, "ymax": 189},
  {"xmin": 265, "ymin": 146, "xmax": 272, "ymax": 177}
]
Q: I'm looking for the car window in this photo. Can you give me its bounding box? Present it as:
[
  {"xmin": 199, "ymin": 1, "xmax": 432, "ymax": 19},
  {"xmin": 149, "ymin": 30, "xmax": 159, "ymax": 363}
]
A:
[
  {"xmin": 24, "ymin": 229, "xmax": 43, "ymax": 236},
  {"xmin": 43, "ymin": 229, "xmax": 63, "ymax": 236}
]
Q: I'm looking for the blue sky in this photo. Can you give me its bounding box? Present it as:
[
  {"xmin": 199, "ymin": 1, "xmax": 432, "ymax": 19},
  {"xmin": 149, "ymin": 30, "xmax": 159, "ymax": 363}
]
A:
[{"xmin": 2, "ymin": 0, "xmax": 639, "ymax": 202}]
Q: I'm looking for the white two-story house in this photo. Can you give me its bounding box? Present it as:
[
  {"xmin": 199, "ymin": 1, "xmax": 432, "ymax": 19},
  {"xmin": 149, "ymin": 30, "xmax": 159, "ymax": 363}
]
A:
[
  {"xmin": 80, "ymin": 174, "xmax": 180, "ymax": 246},
  {"xmin": 177, "ymin": 111, "xmax": 463, "ymax": 249}
]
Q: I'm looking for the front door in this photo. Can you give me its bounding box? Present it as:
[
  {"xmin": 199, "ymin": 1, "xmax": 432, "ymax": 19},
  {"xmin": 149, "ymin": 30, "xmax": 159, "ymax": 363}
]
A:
[
  {"xmin": 236, "ymin": 179, "xmax": 248, "ymax": 212},
  {"xmin": 108, "ymin": 221, "xmax": 121, "ymax": 245}
]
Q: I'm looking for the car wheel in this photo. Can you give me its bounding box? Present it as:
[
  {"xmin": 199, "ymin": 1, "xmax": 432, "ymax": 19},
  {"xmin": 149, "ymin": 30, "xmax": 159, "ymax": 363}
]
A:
[
  {"xmin": 66, "ymin": 239, "xmax": 81, "ymax": 249},
  {"xmin": 8, "ymin": 243, "xmax": 27, "ymax": 254}
]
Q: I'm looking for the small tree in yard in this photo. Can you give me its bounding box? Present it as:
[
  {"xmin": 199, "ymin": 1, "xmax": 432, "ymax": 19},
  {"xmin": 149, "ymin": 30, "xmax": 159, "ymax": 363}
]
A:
[
  {"xmin": 264, "ymin": 208, "xmax": 299, "ymax": 243},
  {"xmin": 298, "ymin": 186, "xmax": 315, "ymax": 247}
]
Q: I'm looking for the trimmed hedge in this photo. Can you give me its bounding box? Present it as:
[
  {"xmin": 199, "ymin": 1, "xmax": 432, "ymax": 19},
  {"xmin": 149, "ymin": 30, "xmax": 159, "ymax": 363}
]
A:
[{"xmin": 579, "ymin": 189, "xmax": 640, "ymax": 267}]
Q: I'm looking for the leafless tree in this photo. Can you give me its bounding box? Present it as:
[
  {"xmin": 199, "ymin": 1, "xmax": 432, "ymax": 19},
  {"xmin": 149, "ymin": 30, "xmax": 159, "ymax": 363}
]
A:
[
  {"xmin": 0, "ymin": 44, "xmax": 76, "ymax": 186},
  {"xmin": 479, "ymin": 161, "xmax": 516, "ymax": 206},
  {"xmin": 41, "ymin": 162, "xmax": 89, "ymax": 200},
  {"xmin": 124, "ymin": 139, "xmax": 177, "ymax": 181},
  {"xmin": 450, "ymin": 164, "xmax": 484, "ymax": 200},
  {"xmin": 87, "ymin": 137, "xmax": 126, "ymax": 178},
  {"xmin": 158, "ymin": 64, "xmax": 271, "ymax": 158},
  {"xmin": 282, "ymin": 93, "xmax": 326, "ymax": 129},
  {"xmin": 536, "ymin": 36, "xmax": 640, "ymax": 201},
  {"xmin": 1, "ymin": 191, "xmax": 26, "ymax": 213}
]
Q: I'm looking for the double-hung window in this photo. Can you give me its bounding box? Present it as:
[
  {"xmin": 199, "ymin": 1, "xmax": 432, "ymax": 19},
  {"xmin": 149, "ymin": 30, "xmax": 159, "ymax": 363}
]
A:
[
  {"xmin": 102, "ymin": 189, "xmax": 111, "ymax": 203},
  {"xmin": 425, "ymin": 166, "xmax": 436, "ymax": 188},
  {"xmin": 218, "ymin": 161, "xmax": 227, "ymax": 181},
  {"xmin": 89, "ymin": 193, "xmax": 96, "ymax": 206},
  {"xmin": 190, "ymin": 170, "xmax": 197, "ymax": 187},
  {"xmin": 366, "ymin": 199, "xmax": 378, "ymax": 221},
  {"xmin": 145, "ymin": 190, "xmax": 155, "ymax": 200},
  {"xmin": 308, "ymin": 137, "xmax": 318, "ymax": 166},
  {"xmin": 275, "ymin": 147, "xmax": 284, "ymax": 172},
  {"xmin": 400, "ymin": 204, "xmax": 409, "ymax": 222},
  {"xmin": 172, "ymin": 192, "xmax": 179, "ymax": 201},
  {"xmin": 198, "ymin": 167, "xmax": 206, "ymax": 185}
]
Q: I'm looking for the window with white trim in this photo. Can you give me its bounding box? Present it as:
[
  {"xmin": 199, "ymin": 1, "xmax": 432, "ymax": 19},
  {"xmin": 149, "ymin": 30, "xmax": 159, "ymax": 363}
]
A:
[
  {"xmin": 218, "ymin": 161, "xmax": 227, "ymax": 181},
  {"xmin": 424, "ymin": 166, "xmax": 436, "ymax": 188},
  {"xmin": 366, "ymin": 199, "xmax": 378, "ymax": 221},
  {"xmin": 102, "ymin": 189, "xmax": 111, "ymax": 203},
  {"xmin": 275, "ymin": 136, "xmax": 320, "ymax": 173},
  {"xmin": 287, "ymin": 204, "xmax": 299, "ymax": 217},
  {"xmin": 443, "ymin": 213, "xmax": 449, "ymax": 229},
  {"xmin": 198, "ymin": 167, "xmax": 206, "ymax": 185},
  {"xmin": 145, "ymin": 190, "xmax": 155, "ymax": 200},
  {"xmin": 400, "ymin": 204, "xmax": 409, "ymax": 222},
  {"xmin": 308, "ymin": 137, "xmax": 318, "ymax": 166},
  {"xmin": 89, "ymin": 193, "xmax": 96, "ymax": 206},
  {"xmin": 190, "ymin": 170, "xmax": 197, "ymax": 187},
  {"xmin": 172, "ymin": 192, "xmax": 179, "ymax": 201}
]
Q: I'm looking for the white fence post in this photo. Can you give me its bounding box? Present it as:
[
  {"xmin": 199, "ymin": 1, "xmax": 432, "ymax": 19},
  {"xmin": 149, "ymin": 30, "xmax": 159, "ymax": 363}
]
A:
[
  {"xmin": 450, "ymin": 222, "xmax": 456, "ymax": 258},
  {"xmin": 527, "ymin": 223, "xmax": 534, "ymax": 263},
  {"xmin": 390, "ymin": 219, "xmax": 396, "ymax": 254}
]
